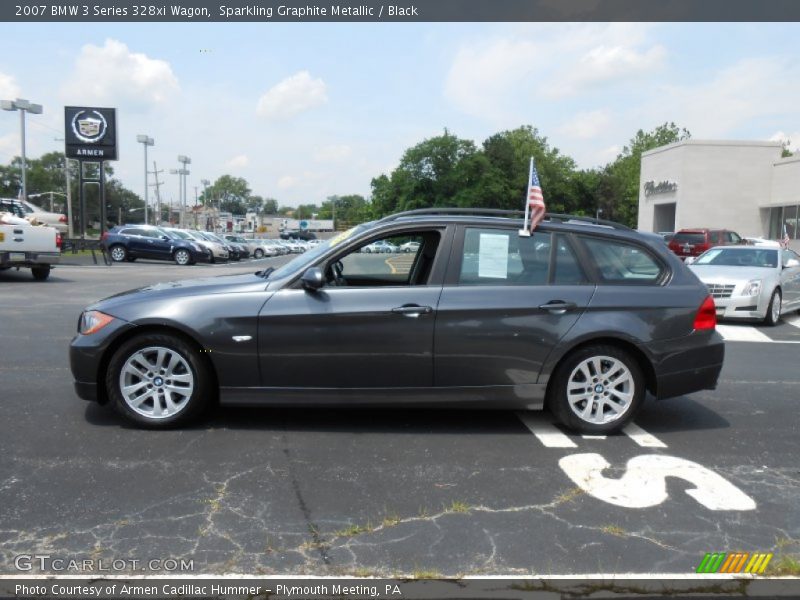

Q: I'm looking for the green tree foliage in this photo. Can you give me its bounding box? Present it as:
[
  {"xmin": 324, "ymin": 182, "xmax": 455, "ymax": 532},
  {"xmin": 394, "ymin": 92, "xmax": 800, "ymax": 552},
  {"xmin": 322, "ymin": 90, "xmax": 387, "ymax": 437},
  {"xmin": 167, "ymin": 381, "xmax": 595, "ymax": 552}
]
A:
[
  {"xmin": 600, "ymin": 122, "xmax": 691, "ymax": 226},
  {"xmin": 201, "ymin": 174, "xmax": 251, "ymax": 214},
  {"xmin": 318, "ymin": 194, "xmax": 371, "ymax": 228}
]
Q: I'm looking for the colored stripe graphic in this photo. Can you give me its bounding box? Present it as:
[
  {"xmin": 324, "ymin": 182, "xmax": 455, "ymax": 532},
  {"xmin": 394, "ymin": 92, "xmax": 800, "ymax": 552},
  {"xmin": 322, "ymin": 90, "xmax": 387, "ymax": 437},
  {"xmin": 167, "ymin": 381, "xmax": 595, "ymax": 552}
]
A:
[{"xmin": 697, "ymin": 552, "xmax": 773, "ymax": 574}]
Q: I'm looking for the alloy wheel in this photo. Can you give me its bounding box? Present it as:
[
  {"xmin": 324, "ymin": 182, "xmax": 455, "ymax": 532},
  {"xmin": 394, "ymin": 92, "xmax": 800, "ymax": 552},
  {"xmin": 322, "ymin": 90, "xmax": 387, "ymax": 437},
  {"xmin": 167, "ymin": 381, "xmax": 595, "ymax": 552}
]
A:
[
  {"xmin": 119, "ymin": 346, "xmax": 194, "ymax": 419},
  {"xmin": 566, "ymin": 355, "xmax": 634, "ymax": 425}
]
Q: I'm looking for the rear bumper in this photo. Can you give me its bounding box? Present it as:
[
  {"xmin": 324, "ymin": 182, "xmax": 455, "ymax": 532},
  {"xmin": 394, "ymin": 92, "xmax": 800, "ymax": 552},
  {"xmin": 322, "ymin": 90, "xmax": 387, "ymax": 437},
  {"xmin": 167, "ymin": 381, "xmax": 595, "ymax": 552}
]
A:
[
  {"xmin": 73, "ymin": 380, "xmax": 98, "ymax": 401},
  {"xmin": 0, "ymin": 251, "xmax": 60, "ymax": 267},
  {"xmin": 650, "ymin": 331, "xmax": 725, "ymax": 400}
]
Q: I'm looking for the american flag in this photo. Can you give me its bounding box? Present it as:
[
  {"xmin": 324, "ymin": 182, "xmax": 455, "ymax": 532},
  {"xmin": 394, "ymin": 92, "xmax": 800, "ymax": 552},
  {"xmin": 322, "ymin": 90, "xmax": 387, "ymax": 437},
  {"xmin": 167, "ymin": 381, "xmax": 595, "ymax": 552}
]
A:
[{"xmin": 527, "ymin": 159, "xmax": 546, "ymax": 233}]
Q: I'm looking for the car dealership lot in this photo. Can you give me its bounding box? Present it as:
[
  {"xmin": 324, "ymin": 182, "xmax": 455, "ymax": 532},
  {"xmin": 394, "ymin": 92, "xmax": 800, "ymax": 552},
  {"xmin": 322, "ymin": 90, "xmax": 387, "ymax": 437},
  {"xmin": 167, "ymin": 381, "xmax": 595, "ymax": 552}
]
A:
[{"xmin": 0, "ymin": 262, "xmax": 798, "ymax": 576}]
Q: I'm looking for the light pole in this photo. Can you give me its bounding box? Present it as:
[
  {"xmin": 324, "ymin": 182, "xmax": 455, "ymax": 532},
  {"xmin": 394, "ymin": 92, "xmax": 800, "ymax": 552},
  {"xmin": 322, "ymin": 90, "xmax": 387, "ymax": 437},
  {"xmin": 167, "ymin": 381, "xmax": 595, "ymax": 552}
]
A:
[
  {"xmin": 177, "ymin": 155, "xmax": 191, "ymax": 227},
  {"xmin": 1, "ymin": 98, "xmax": 43, "ymax": 201},
  {"xmin": 170, "ymin": 164, "xmax": 190, "ymax": 227},
  {"xmin": 596, "ymin": 207, "xmax": 604, "ymax": 221},
  {"xmin": 136, "ymin": 135, "xmax": 154, "ymax": 224},
  {"xmin": 201, "ymin": 179, "xmax": 210, "ymax": 231}
]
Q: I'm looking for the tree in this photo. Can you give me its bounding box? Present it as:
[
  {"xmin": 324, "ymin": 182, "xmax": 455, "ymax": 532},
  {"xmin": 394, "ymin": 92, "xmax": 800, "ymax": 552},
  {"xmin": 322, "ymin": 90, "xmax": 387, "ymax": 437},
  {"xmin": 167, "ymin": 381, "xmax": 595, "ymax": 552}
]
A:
[
  {"xmin": 602, "ymin": 122, "xmax": 691, "ymax": 226},
  {"xmin": 201, "ymin": 175, "xmax": 251, "ymax": 215},
  {"xmin": 261, "ymin": 197, "xmax": 279, "ymax": 215},
  {"xmin": 319, "ymin": 194, "xmax": 371, "ymax": 227}
]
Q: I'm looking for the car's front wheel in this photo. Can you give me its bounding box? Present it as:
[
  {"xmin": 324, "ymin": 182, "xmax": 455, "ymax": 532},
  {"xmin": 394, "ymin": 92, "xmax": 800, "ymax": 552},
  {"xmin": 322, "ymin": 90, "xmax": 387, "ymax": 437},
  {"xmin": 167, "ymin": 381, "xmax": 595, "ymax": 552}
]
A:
[
  {"xmin": 764, "ymin": 288, "xmax": 782, "ymax": 326},
  {"xmin": 106, "ymin": 333, "xmax": 212, "ymax": 428},
  {"xmin": 549, "ymin": 345, "xmax": 644, "ymax": 434},
  {"xmin": 173, "ymin": 248, "xmax": 192, "ymax": 266},
  {"xmin": 253, "ymin": 248, "xmax": 264, "ymax": 259}
]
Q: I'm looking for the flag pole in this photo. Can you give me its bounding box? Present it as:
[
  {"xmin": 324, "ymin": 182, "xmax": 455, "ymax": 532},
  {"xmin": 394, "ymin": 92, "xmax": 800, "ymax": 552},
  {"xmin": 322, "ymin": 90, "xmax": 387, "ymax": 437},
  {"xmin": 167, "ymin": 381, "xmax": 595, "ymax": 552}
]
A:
[{"xmin": 519, "ymin": 156, "xmax": 533, "ymax": 237}]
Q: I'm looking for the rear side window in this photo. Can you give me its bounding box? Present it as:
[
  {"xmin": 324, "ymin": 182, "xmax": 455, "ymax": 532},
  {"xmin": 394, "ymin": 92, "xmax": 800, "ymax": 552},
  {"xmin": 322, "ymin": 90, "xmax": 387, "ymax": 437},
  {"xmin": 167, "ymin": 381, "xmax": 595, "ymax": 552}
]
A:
[
  {"xmin": 553, "ymin": 235, "xmax": 588, "ymax": 284},
  {"xmin": 580, "ymin": 236, "xmax": 664, "ymax": 284},
  {"xmin": 459, "ymin": 228, "xmax": 551, "ymax": 285}
]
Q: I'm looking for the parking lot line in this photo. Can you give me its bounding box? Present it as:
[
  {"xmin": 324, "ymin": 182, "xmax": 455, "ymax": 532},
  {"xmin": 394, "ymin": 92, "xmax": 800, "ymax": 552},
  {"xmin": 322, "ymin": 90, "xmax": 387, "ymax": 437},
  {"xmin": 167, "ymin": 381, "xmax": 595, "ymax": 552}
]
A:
[
  {"xmin": 622, "ymin": 423, "xmax": 668, "ymax": 448},
  {"xmin": 716, "ymin": 325, "xmax": 773, "ymax": 343},
  {"xmin": 516, "ymin": 412, "xmax": 577, "ymax": 447},
  {"xmin": 786, "ymin": 314, "xmax": 800, "ymax": 329}
]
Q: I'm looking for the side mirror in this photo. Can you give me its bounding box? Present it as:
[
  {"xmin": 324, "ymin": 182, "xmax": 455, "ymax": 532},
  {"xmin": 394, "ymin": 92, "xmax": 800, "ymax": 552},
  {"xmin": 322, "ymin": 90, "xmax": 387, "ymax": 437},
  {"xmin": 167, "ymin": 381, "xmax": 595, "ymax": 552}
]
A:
[
  {"xmin": 301, "ymin": 267, "xmax": 325, "ymax": 291},
  {"xmin": 785, "ymin": 258, "xmax": 800, "ymax": 268}
]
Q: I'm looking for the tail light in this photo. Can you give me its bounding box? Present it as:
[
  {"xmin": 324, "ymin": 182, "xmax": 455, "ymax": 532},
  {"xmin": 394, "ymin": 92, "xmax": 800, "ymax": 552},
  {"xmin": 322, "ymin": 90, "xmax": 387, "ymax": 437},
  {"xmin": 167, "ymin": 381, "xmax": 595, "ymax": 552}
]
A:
[
  {"xmin": 55, "ymin": 232, "xmax": 62, "ymax": 249},
  {"xmin": 694, "ymin": 295, "xmax": 717, "ymax": 330},
  {"xmin": 59, "ymin": 215, "xmax": 67, "ymax": 223}
]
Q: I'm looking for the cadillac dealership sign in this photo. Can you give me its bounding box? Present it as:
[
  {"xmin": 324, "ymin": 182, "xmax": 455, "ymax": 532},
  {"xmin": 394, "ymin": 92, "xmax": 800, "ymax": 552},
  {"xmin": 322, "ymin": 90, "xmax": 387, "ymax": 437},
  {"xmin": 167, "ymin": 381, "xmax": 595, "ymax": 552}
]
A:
[
  {"xmin": 644, "ymin": 180, "xmax": 678, "ymax": 197},
  {"xmin": 64, "ymin": 106, "xmax": 118, "ymax": 160}
]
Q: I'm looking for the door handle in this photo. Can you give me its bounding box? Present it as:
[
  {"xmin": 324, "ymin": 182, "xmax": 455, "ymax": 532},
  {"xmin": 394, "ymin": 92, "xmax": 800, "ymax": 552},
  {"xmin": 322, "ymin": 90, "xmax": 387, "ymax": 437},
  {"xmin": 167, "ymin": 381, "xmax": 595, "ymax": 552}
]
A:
[
  {"xmin": 391, "ymin": 304, "xmax": 432, "ymax": 317},
  {"xmin": 538, "ymin": 300, "xmax": 577, "ymax": 314}
]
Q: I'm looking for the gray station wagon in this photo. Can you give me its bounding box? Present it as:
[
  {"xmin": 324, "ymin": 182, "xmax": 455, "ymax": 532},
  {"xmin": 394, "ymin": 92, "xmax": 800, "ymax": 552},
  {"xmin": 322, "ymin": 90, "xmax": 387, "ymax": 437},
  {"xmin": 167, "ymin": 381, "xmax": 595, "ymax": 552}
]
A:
[{"xmin": 70, "ymin": 209, "xmax": 724, "ymax": 432}]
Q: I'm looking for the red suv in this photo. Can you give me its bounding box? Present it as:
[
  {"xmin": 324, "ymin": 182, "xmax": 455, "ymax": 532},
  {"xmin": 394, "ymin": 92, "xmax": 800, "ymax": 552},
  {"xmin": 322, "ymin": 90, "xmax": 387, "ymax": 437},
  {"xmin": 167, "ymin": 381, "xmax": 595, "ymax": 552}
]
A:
[{"xmin": 668, "ymin": 228, "xmax": 743, "ymax": 259}]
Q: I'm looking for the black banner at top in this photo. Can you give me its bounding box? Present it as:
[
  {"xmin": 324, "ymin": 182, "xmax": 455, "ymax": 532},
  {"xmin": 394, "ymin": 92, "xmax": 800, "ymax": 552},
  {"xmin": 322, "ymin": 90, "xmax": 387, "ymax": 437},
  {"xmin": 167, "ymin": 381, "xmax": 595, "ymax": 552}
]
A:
[{"xmin": 4, "ymin": 0, "xmax": 800, "ymax": 22}]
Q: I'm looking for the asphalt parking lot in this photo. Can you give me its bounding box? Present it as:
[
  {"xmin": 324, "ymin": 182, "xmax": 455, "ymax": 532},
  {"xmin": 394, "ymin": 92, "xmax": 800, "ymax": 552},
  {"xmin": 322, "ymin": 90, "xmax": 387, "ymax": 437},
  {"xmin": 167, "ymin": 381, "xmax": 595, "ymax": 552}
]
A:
[{"xmin": 1, "ymin": 260, "xmax": 799, "ymax": 576}]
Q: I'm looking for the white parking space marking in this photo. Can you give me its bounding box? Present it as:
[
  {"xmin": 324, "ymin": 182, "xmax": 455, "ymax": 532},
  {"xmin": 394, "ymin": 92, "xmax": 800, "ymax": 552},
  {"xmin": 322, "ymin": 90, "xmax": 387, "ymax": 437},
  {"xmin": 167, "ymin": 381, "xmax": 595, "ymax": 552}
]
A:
[
  {"xmin": 582, "ymin": 435, "xmax": 607, "ymax": 440},
  {"xmin": 623, "ymin": 423, "xmax": 668, "ymax": 448},
  {"xmin": 559, "ymin": 453, "xmax": 756, "ymax": 511},
  {"xmin": 516, "ymin": 412, "xmax": 577, "ymax": 448},
  {"xmin": 786, "ymin": 314, "xmax": 800, "ymax": 329},
  {"xmin": 716, "ymin": 325, "xmax": 773, "ymax": 343}
]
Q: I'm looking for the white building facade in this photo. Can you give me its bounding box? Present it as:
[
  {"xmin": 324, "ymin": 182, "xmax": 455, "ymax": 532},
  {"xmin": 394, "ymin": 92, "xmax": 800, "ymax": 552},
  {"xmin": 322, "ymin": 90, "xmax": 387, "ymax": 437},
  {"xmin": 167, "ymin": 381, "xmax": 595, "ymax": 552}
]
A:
[{"xmin": 637, "ymin": 140, "xmax": 800, "ymax": 246}]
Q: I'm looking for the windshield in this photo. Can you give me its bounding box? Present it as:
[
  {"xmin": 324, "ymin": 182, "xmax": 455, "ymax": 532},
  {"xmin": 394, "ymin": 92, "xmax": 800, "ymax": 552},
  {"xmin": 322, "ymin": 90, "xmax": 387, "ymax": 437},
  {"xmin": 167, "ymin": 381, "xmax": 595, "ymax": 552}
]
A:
[
  {"xmin": 169, "ymin": 229, "xmax": 192, "ymax": 240},
  {"xmin": 161, "ymin": 229, "xmax": 184, "ymax": 240},
  {"xmin": 269, "ymin": 224, "xmax": 370, "ymax": 280},
  {"xmin": 694, "ymin": 248, "xmax": 778, "ymax": 267}
]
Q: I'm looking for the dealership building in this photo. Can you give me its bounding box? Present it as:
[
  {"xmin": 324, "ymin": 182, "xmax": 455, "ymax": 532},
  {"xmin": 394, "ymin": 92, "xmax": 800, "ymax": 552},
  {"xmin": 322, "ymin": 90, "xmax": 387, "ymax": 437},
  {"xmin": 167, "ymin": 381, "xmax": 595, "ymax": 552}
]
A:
[{"xmin": 637, "ymin": 139, "xmax": 799, "ymax": 247}]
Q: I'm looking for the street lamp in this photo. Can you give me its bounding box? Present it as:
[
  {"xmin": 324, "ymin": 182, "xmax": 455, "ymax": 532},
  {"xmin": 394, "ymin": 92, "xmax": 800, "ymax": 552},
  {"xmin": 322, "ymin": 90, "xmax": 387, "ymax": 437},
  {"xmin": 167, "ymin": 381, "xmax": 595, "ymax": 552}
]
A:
[
  {"xmin": 177, "ymin": 155, "xmax": 191, "ymax": 227},
  {"xmin": 1, "ymin": 98, "xmax": 43, "ymax": 201},
  {"xmin": 596, "ymin": 207, "xmax": 604, "ymax": 221},
  {"xmin": 170, "ymin": 165, "xmax": 190, "ymax": 227},
  {"xmin": 136, "ymin": 135, "xmax": 154, "ymax": 224}
]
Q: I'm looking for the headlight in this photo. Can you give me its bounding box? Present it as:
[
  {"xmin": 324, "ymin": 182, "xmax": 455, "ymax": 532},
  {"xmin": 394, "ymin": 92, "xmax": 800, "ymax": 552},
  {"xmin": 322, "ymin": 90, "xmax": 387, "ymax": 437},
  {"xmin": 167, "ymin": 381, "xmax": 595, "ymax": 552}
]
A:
[
  {"xmin": 79, "ymin": 310, "xmax": 115, "ymax": 335},
  {"xmin": 742, "ymin": 279, "xmax": 762, "ymax": 296}
]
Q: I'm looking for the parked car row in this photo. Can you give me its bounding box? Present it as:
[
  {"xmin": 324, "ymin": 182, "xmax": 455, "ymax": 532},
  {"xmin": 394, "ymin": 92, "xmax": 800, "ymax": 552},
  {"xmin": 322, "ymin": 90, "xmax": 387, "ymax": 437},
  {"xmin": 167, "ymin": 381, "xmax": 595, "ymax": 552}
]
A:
[{"xmin": 100, "ymin": 225, "xmax": 321, "ymax": 265}]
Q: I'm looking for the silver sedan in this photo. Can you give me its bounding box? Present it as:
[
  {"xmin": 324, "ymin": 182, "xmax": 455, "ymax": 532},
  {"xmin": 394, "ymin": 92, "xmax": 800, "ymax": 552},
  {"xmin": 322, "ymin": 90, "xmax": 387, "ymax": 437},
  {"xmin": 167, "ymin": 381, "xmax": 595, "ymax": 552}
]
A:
[{"xmin": 688, "ymin": 246, "xmax": 800, "ymax": 325}]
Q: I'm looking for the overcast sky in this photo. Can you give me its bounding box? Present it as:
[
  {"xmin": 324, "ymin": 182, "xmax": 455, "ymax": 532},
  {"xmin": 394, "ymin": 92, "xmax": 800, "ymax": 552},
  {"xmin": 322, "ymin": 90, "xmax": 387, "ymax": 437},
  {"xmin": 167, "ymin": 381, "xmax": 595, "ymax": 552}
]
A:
[{"xmin": 0, "ymin": 22, "xmax": 798, "ymax": 207}]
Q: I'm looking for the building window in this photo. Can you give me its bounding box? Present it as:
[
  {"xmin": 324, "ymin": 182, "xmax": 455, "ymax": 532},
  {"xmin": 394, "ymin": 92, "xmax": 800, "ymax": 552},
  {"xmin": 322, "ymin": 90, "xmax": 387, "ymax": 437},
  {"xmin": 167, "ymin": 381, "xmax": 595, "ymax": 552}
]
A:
[{"xmin": 768, "ymin": 206, "xmax": 799, "ymax": 240}]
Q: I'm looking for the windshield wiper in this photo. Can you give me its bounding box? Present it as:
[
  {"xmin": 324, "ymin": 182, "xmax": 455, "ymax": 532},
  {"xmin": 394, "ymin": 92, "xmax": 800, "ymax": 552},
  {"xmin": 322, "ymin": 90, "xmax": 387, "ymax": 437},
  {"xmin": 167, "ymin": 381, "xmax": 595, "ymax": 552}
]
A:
[{"xmin": 255, "ymin": 267, "xmax": 275, "ymax": 279}]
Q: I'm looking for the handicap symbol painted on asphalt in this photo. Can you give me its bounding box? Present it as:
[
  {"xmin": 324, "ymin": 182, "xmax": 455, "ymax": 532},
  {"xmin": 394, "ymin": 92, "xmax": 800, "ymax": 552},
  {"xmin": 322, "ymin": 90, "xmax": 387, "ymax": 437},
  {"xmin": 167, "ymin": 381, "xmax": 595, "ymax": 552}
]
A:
[{"xmin": 559, "ymin": 453, "xmax": 756, "ymax": 511}]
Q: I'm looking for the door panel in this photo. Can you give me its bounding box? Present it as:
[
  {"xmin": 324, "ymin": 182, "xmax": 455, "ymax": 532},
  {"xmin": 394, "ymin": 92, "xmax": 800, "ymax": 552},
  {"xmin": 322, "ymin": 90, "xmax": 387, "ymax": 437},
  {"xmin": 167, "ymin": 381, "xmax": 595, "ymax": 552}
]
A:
[
  {"xmin": 434, "ymin": 285, "xmax": 595, "ymax": 387},
  {"xmin": 258, "ymin": 286, "xmax": 442, "ymax": 388}
]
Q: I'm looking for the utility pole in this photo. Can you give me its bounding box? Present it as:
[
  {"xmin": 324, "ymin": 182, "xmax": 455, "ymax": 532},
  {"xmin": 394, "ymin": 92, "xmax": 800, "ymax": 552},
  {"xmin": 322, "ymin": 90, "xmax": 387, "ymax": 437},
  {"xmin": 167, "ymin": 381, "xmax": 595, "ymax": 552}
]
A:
[{"xmin": 150, "ymin": 161, "xmax": 164, "ymax": 226}]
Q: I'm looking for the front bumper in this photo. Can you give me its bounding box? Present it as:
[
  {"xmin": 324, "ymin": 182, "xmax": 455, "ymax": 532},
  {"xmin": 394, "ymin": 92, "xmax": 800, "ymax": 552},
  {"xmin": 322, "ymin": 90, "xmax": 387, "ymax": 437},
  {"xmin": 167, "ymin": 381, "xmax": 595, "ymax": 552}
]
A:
[
  {"xmin": 69, "ymin": 317, "xmax": 135, "ymax": 403},
  {"xmin": 712, "ymin": 293, "xmax": 766, "ymax": 321}
]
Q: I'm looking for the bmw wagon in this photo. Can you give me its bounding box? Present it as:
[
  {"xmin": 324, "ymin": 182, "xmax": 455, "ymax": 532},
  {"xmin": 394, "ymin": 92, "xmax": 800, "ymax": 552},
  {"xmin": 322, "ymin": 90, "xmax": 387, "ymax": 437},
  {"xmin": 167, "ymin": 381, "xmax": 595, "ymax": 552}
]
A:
[{"xmin": 70, "ymin": 209, "xmax": 724, "ymax": 433}]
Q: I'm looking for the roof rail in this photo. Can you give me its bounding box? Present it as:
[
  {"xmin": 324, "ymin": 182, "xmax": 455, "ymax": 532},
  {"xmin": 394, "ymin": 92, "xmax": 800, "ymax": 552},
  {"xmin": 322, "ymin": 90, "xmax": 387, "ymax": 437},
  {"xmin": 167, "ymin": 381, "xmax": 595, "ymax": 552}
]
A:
[{"xmin": 374, "ymin": 207, "xmax": 632, "ymax": 231}]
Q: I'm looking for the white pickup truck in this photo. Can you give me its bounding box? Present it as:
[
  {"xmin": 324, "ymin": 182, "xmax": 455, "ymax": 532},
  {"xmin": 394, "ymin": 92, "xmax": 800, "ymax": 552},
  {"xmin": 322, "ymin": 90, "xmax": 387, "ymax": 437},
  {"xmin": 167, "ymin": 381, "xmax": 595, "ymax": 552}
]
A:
[{"xmin": 1, "ymin": 203, "xmax": 61, "ymax": 281}]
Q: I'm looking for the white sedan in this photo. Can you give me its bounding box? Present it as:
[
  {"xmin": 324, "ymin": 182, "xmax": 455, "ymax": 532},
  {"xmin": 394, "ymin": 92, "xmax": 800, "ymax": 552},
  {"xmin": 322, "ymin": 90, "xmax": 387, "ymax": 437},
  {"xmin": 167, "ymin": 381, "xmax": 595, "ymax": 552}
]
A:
[{"xmin": 689, "ymin": 246, "xmax": 800, "ymax": 325}]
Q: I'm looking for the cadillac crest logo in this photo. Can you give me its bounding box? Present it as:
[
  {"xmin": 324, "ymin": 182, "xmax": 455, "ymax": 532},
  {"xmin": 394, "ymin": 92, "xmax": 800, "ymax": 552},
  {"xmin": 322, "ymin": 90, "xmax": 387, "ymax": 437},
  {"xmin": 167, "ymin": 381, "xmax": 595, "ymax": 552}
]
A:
[{"xmin": 71, "ymin": 110, "xmax": 108, "ymax": 143}]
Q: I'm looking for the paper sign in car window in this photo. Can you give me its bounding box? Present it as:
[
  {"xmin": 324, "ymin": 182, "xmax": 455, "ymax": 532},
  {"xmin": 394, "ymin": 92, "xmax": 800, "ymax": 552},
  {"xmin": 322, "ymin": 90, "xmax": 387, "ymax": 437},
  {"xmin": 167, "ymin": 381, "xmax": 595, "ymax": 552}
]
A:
[
  {"xmin": 329, "ymin": 227, "xmax": 356, "ymax": 247},
  {"xmin": 478, "ymin": 233, "xmax": 510, "ymax": 279}
]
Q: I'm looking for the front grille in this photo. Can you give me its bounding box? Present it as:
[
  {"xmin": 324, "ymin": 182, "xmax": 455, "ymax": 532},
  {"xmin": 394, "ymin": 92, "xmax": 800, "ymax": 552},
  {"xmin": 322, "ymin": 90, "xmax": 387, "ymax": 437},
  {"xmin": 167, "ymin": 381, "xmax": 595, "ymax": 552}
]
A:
[{"xmin": 706, "ymin": 283, "xmax": 735, "ymax": 299}]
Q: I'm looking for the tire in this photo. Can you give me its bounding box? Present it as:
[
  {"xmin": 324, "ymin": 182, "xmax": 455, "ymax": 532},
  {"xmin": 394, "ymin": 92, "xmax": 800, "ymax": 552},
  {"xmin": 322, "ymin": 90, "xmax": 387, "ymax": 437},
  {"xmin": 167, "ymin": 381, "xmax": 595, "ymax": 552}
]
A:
[
  {"xmin": 548, "ymin": 344, "xmax": 645, "ymax": 434},
  {"xmin": 109, "ymin": 244, "xmax": 127, "ymax": 262},
  {"xmin": 764, "ymin": 289, "xmax": 782, "ymax": 326},
  {"xmin": 31, "ymin": 265, "xmax": 51, "ymax": 281},
  {"xmin": 254, "ymin": 248, "xmax": 264, "ymax": 259},
  {"xmin": 105, "ymin": 333, "xmax": 212, "ymax": 428},
  {"xmin": 173, "ymin": 248, "xmax": 192, "ymax": 266}
]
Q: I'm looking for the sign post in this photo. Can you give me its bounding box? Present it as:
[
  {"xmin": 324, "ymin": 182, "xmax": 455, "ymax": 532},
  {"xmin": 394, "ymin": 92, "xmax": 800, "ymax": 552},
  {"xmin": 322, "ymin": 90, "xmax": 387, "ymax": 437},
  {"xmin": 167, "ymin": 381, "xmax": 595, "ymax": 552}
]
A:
[{"xmin": 64, "ymin": 107, "xmax": 118, "ymax": 238}]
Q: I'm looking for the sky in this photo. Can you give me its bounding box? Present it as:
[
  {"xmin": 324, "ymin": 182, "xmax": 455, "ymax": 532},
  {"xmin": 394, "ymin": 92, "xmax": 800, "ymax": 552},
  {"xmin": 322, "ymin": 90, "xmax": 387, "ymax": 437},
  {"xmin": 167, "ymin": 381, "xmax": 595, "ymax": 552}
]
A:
[{"xmin": 0, "ymin": 22, "xmax": 798, "ymax": 208}]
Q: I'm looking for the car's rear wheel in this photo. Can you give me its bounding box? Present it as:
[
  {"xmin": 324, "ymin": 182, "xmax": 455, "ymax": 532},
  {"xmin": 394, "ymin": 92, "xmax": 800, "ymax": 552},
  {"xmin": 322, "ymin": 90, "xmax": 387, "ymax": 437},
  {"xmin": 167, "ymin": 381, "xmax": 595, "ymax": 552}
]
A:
[
  {"xmin": 31, "ymin": 265, "xmax": 51, "ymax": 281},
  {"xmin": 174, "ymin": 248, "xmax": 192, "ymax": 266},
  {"xmin": 253, "ymin": 248, "xmax": 264, "ymax": 259},
  {"xmin": 106, "ymin": 333, "xmax": 211, "ymax": 428},
  {"xmin": 549, "ymin": 345, "xmax": 644, "ymax": 434},
  {"xmin": 764, "ymin": 288, "xmax": 782, "ymax": 326},
  {"xmin": 109, "ymin": 244, "xmax": 127, "ymax": 262}
]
